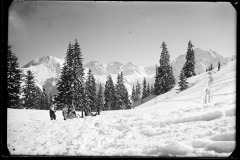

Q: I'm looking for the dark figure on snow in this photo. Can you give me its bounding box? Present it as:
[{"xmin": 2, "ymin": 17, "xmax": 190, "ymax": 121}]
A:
[
  {"xmin": 49, "ymin": 104, "xmax": 56, "ymax": 120},
  {"xmin": 62, "ymin": 104, "xmax": 68, "ymax": 120},
  {"xmin": 218, "ymin": 61, "xmax": 221, "ymax": 71},
  {"xmin": 71, "ymin": 105, "xmax": 76, "ymax": 116},
  {"xmin": 67, "ymin": 105, "xmax": 78, "ymax": 119}
]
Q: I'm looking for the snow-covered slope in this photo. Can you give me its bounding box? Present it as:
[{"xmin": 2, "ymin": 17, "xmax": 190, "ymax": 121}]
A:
[{"xmin": 7, "ymin": 60, "xmax": 236, "ymax": 156}]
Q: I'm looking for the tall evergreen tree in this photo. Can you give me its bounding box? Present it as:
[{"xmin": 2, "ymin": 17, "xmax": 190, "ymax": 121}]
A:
[
  {"xmin": 71, "ymin": 39, "xmax": 85, "ymax": 112},
  {"xmin": 40, "ymin": 87, "xmax": 49, "ymax": 110},
  {"xmin": 154, "ymin": 65, "xmax": 159, "ymax": 95},
  {"xmin": 178, "ymin": 68, "xmax": 188, "ymax": 92},
  {"xmin": 141, "ymin": 77, "xmax": 147, "ymax": 99},
  {"xmin": 115, "ymin": 71, "xmax": 129, "ymax": 109},
  {"xmin": 123, "ymin": 87, "xmax": 131, "ymax": 109},
  {"xmin": 183, "ymin": 41, "xmax": 196, "ymax": 78},
  {"xmin": 22, "ymin": 70, "xmax": 41, "ymax": 109},
  {"xmin": 96, "ymin": 83, "xmax": 104, "ymax": 114},
  {"xmin": 104, "ymin": 74, "xmax": 116, "ymax": 110},
  {"xmin": 146, "ymin": 82, "xmax": 150, "ymax": 97},
  {"xmin": 155, "ymin": 42, "xmax": 175, "ymax": 95},
  {"xmin": 7, "ymin": 44, "xmax": 22, "ymax": 108},
  {"xmin": 135, "ymin": 81, "xmax": 141, "ymax": 101},
  {"xmin": 85, "ymin": 69, "xmax": 97, "ymax": 112},
  {"xmin": 55, "ymin": 43, "xmax": 73, "ymax": 108},
  {"xmin": 131, "ymin": 85, "xmax": 136, "ymax": 102},
  {"xmin": 55, "ymin": 40, "xmax": 85, "ymax": 113}
]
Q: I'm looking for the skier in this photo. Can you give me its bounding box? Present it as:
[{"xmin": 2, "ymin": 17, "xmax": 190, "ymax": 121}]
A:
[
  {"xmin": 49, "ymin": 104, "xmax": 56, "ymax": 120},
  {"xmin": 71, "ymin": 105, "xmax": 76, "ymax": 116},
  {"xmin": 62, "ymin": 104, "xmax": 68, "ymax": 120},
  {"xmin": 202, "ymin": 72, "xmax": 214, "ymax": 104}
]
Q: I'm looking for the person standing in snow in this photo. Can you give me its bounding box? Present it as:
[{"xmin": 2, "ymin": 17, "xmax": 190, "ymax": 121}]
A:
[
  {"xmin": 203, "ymin": 72, "xmax": 214, "ymax": 104},
  {"xmin": 62, "ymin": 104, "xmax": 68, "ymax": 120},
  {"xmin": 49, "ymin": 104, "xmax": 56, "ymax": 120},
  {"xmin": 71, "ymin": 105, "xmax": 76, "ymax": 116}
]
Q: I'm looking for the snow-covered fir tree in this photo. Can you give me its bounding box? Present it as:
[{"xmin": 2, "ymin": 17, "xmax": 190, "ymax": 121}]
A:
[
  {"xmin": 131, "ymin": 85, "xmax": 136, "ymax": 102},
  {"xmin": 55, "ymin": 40, "xmax": 85, "ymax": 112},
  {"xmin": 55, "ymin": 43, "xmax": 73, "ymax": 108},
  {"xmin": 96, "ymin": 83, "xmax": 104, "ymax": 114},
  {"xmin": 146, "ymin": 82, "xmax": 150, "ymax": 97},
  {"xmin": 39, "ymin": 87, "xmax": 49, "ymax": 110},
  {"xmin": 182, "ymin": 41, "xmax": 196, "ymax": 78},
  {"xmin": 141, "ymin": 77, "xmax": 147, "ymax": 99},
  {"xmin": 71, "ymin": 39, "xmax": 85, "ymax": 112},
  {"xmin": 154, "ymin": 42, "xmax": 175, "ymax": 95},
  {"xmin": 7, "ymin": 44, "xmax": 22, "ymax": 108},
  {"xmin": 135, "ymin": 81, "xmax": 141, "ymax": 101},
  {"xmin": 178, "ymin": 68, "xmax": 188, "ymax": 92},
  {"xmin": 154, "ymin": 65, "xmax": 158, "ymax": 95},
  {"xmin": 22, "ymin": 70, "xmax": 41, "ymax": 109},
  {"xmin": 123, "ymin": 87, "xmax": 132, "ymax": 109},
  {"xmin": 115, "ymin": 71, "xmax": 129, "ymax": 110},
  {"xmin": 85, "ymin": 69, "xmax": 97, "ymax": 112},
  {"xmin": 104, "ymin": 74, "xmax": 116, "ymax": 110}
]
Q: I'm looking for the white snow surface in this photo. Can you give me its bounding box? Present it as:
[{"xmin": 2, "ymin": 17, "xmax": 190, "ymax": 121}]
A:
[{"xmin": 7, "ymin": 60, "xmax": 236, "ymax": 157}]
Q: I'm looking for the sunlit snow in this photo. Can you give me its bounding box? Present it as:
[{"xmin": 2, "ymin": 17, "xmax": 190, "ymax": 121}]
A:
[{"xmin": 7, "ymin": 60, "xmax": 236, "ymax": 157}]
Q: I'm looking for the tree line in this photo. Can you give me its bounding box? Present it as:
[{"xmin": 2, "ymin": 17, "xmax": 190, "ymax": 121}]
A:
[{"xmin": 8, "ymin": 40, "xmax": 203, "ymax": 110}]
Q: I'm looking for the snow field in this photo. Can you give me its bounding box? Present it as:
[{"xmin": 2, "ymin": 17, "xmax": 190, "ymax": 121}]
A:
[{"xmin": 7, "ymin": 60, "xmax": 236, "ymax": 156}]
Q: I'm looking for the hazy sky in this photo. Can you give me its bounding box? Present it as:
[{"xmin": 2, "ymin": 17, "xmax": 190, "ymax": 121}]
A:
[{"xmin": 8, "ymin": 1, "xmax": 236, "ymax": 67}]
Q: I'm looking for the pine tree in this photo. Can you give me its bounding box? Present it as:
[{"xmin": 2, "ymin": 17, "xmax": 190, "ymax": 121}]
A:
[
  {"xmin": 104, "ymin": 74, "xmax": 116, "ymax": 110},
  {"xmin": 154, "ymin": 65, "xmax": 159, "ymax": 95},
  {"xmin": 178, "ymin": 68, "xmax": 188, "ymax": 92},
  {"xmin": 71, "ymin": 39, "xmax": 85, "ymax": 112},
  {"xmin": 85, "ymin": 69, "xmax": 97, "ymax": 112},
  {"xmin": 40, "ymin": 87, "xmax": 49, "ymax": 110},
  {"xmin": 22, "ymin": 70, "xmax": 41, "ymax": 109},
  {"xmin": 55, "ymin": 43, "xmax": 73, "ymax": 108},
  {"xmin": 135, "ymin": 81, "xmax": 141, "ymax": 101},
  {"xmin": 115, "ymin": 71, "xmax": 130, "ymax": 110},
  {"xmin": 155, "ymin": 42, "xmax": 175, "ymax": 95},
  {"xmin": 141, "ymin": 77, "xmax": 147, "ymax": 99},
  {"xmin": 146, "ymin": 82, "xmax": 150, "ymax": 97},
  {"xmin": 131, "ymin": 85, "xmax": 136, "ymax": 102},
  {"xmin": 55, "ymin": 40, "xmax": 85, "ymax": 113},
  {"xmin": 123, "ymin": 87, "xmax": 131, "ymax": 109},
  {"xmin": 183, "ymin": 41, "xmax": 196, "ymax": 78},
  {"xmin": 96, "ymin": 83, "xmax": 104, "ymax": 115},
  {"xmin": 7, "ymin": 44, "xmax": 22, "ymax": 108}
]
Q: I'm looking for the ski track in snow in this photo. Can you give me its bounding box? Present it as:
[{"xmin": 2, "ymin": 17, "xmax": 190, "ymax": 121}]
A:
[{"xmin": 7, "ymin": 60, "xmax": 236, "ymax": 157}]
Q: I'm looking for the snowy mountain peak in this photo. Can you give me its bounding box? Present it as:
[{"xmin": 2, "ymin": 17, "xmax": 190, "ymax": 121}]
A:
[{"xmin": 22, "ymin": 56, "xmax": 64, "ymax": 68}]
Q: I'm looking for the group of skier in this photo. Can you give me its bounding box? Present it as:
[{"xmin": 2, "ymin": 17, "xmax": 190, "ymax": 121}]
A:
[
  {"xmin": 49, "ymin": 104, "xmax": 78, "ymax": 120},
  {"xmin": 49, "ymin": 103, "xmax": 98, "ymax": 120}
]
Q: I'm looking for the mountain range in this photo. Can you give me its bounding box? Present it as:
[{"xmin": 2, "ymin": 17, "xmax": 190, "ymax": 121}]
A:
[{"xmin": 20, "ymin": 48, "xmax": 234, "ymax": 96}]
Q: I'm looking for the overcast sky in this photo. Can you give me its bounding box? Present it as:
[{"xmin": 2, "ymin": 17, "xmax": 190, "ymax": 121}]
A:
[{"xmin": 8, "ymin": 1, "xmax": 236, "ymax": 67}]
